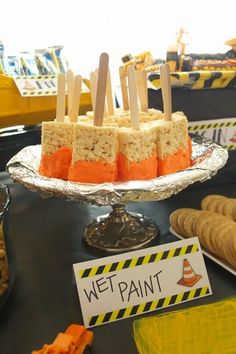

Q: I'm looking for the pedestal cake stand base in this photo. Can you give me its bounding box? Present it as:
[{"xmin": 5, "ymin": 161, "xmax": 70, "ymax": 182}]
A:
[{"xmin": 83, "ymin": 204, "xmax": 158, "ymax": 253}]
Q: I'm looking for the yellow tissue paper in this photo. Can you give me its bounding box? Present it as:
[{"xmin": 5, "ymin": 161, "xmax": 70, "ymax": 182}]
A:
[{"xmin": 133, "ymin": 297, "xmax": 236, "ymax": 354}]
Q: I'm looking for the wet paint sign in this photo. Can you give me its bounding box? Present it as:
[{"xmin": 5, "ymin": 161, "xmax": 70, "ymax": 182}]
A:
[{"xmin": 73, "ymin": 237, "xmax": 211, "ymax": 327}]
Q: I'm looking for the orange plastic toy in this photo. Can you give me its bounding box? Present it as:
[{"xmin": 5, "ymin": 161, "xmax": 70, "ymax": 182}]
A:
[{"xmin": 32, "ymin": 324, "xmax": 93, "ymax": 354}]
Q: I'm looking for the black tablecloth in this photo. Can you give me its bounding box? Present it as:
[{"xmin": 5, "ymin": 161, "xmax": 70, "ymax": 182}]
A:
[
  {"xmin": 148, "ymin": 87, "xmax": 236, "ymax": 121},
  {"xmin": 0, "ymin": 152, "xmax": 236, "ymax": 353}
]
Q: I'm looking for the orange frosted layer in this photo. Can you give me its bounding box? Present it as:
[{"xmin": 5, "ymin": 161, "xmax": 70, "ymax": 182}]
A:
[
  {"xmin": 158, "ymin": 147, "xmax": 190, "ymax": 176},
  {"xmin": 117, "ymin": 152, "xmax": 157, "ymax": 181},
  {"xmin": 39, "ymin": 146, "xmax": 72, "ymax": 180},
  {"xmin": 68, "ymin": 159, "xmax": 117, "ymax": 183}
]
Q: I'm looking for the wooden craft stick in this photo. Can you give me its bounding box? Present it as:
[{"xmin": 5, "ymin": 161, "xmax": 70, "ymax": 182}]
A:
[
  {"xmin": 141, "ymin": 70, "xmax": 148, "ymax": 111},
  {"xmin": 94, "ymin": 53, "xmax": 109, "ymax": 126},
  {"xmin": 66, "ymin": 69, "xmax": 75, "ymax": 118},
  {"xmin": 160, "ymin": 63, "xmax": 172, "ymax": 121},
  {"xmin": 106, "ymin": 68, "xmax": 114, "ymax": 115},
  {"xmin": 56, "ymin": 73, "xmax": 66, "ymax": 122},
  {"xmin": 136, "ymin": 70, "xmax": 148, "ymax": 112},
  {"xmin": 89, "ymin": 71, "xmax": 97, "ymax": 111},
  {"xmin": 119, "ymin": 66, "xmax": 129, "ymax": 110},
  {"xmin": 95, "ymin": 68, "xmax": 107, "ymax": 117},
  {"xmin": 70, "ymin": 74, "xmax": 82, "ymax": 122},
  {"xmin": 127, "ymin": 65, "xmax": 140, "ymax": 130}
]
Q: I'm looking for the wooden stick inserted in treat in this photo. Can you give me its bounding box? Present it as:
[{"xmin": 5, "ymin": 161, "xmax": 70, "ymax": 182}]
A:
[
  {"xmin": 95, "ymin": 68, "xmax": 107, "ymax": 117},
  {"xmin": 70, "ymin": 74, "xmax": 82, "ymax": 122},
  {"xmin": 94, "ymin": 53, "xmax": 109, "ymax": 126},
  {"xmin": 56, "ymin": 73, "xmax": 66, "ymax": 122},
  {"xmin": 136, "ymin": 70, "xmax": 148, "ymax": 112},
  {"xmin": 66, "ymin": 69, "xmax": 75, "ymax": 118},
  {"xmin": 127, "ymin": 65, "xmax": 140, "ymax": 130},
  {"xmin": 119, "ymin": 66, "xmax": 129, "ymax": 110},
  {"xmin": 106, "ymin": 68, "xmax": 114, "ymax": 115},
  {"xmin": 89, "ymin": 71, "xmax": 97, "ymax": 111},
  {"xmin": 160, "ymin": 63, "xmax": 172, "ymax": 121}
]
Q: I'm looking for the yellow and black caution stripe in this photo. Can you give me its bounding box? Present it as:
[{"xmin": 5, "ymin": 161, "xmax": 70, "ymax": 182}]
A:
[
  {"xmin": 15, "ymin": 75, "xmax": 57, "ymax": 80},
  {"xmin": 189, "ymin": 121, "xmax": 236, "ymax": 132},
  {"xmin": 22, "ymin": 90, "xmax": 57, "ymax": 96},
  {"xmin": 149, "ymin": 71, "xmax": 236, "ymax": 90},
  {"xmin": 224, "ymin": 144, "xmax": 236, "ymax": 150},
  {"xmin": 79, "ymin": 244, "xmax": 199, "ymax": 278},
  {"xmin": 88, "ymin": 285, "xmax": 210, "ymax": 326}
]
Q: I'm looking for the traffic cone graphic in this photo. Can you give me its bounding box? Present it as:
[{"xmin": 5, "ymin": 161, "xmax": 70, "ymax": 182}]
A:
[{"xmin": 177, "ymin": 259, "xmax": 202, "ymax": 287}]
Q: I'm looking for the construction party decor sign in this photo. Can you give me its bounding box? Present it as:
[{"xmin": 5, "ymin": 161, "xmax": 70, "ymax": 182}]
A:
[
  {"xmin": 13, "ymin": 75, "xmax": 57, "ymax": 96},
  {"xmin": 188, "ymin": 117, "xmax": 236, "ymax": 150},
  {"xmin": 73, "ymin": 238, "xmax": 211, "ymax": 327}
]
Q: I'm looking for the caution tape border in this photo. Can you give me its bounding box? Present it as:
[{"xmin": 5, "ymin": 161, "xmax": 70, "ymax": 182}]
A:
[
  {"xmin": 79, "ymin": 243, "xmax": 199, "ymax": 279},
  {"xmin": 88, "ymin": 285, "xmax": 210, "ymax": 326}
]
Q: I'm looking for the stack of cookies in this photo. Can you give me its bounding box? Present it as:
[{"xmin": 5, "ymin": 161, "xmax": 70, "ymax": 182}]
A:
[{"xmin": 170, "ymin": 194, "xmax": 236, "ymax": 270}]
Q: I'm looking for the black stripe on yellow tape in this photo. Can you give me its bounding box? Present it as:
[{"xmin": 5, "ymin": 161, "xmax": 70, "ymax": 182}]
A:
[
  {"xmin": 80, "ymin": 244, "xmax": 199, "ymax": 278},
  {"xmin": 203, "ymin": 72, "xmax": 222, "ymax": 88},
  {"xmin": 22, "ymin": 90, "xmax": 57, "ymax": 96},
  {"xmin": 225, "ymin": 145, "xmax": 236, "ymax": 150},
  {"xmin": 189, "ymin": 120, "xmax": 236, "ymax": 132},
  {"xmin": 16, "ymin": 75, "xmax": 56, "ymax": 80},
  {"xmin": 88, "ymin": 286, "xmax": 210, "ymax": 326}
]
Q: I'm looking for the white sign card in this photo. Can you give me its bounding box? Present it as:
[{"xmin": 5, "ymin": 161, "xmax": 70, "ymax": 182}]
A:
[
  {"xmin": 13, "ymin": 75, "xmax": 57, "ymax": 96},
  {"xmin": 189, "ymin": 117, "xmax": 236, "ymax": 149},
  {"xmin": 73, "ymin": 237, "xmax": 212, "ymax": 327},
  {"xmin": 13, "ymin": 75, "xmax": 89, "ymax": 97}
]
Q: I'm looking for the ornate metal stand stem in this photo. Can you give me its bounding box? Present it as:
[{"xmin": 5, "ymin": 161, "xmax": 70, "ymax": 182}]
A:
[{"xmin": 83, "ymin": 204, "xmax": 158, "ymax": 253}]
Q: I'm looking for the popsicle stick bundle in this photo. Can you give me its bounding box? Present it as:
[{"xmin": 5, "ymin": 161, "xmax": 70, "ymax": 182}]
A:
[{"xmin": 39, "ymin": 54, "xmax": 192, "ymax": 184}]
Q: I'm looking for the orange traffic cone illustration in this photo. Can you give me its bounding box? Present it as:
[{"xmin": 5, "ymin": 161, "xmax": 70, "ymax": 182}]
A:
[{"xmin": 177, "ymin": 258, "xmax": 202, "ymax": 287}]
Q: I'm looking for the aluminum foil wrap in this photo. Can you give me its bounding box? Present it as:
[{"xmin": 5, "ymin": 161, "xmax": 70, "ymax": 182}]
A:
[{"xmin": 7, "ymin": 135, "xmax": 228, "ymax": 206}]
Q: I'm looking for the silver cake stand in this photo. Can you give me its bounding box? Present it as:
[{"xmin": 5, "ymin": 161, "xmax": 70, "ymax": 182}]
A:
[{"xmin": 7, "ymin": 135, "xmax": 228, "ymax": 253}]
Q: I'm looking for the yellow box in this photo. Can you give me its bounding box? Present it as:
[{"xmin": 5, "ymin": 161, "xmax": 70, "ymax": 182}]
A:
[{"xmin": 0, "ymin": 75, "xmax": 92, "ymax": 129}]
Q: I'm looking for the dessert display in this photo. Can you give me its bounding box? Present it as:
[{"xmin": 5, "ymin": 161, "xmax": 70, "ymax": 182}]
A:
[
  {"xmin": 169, "ymin": 194, "xmax": 236, "ymax": 270},
  {"xmin": 39, "ymin": 58, "xmax": 192, "ymax": 183},
  {"xmin": 32, "ymin": 324, "xmax": 93, "ymax": 354}
]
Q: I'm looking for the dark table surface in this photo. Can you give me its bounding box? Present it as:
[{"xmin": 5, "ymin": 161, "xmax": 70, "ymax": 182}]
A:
[{"xmin": 0, "ymin": 151, "xmax": 236, "ymax": 354}]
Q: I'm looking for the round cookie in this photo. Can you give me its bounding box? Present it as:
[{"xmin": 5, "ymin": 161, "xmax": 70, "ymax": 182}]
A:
[
  {"xmin": 207, "ymin": 198, "xmax": 226, "ymax": 213},
  {"xmin": 195, "ymin": 212, "xmax": 230, "ymax": 249},
  {"xmin": 204, "ymin": 219, "xmax": 233, "ymax": 256},
  {"xmin": 222, "ymin": 198, "xmax": 236, "ymax": 220},
  {"xmin": 191, "ymin": 210, "xmax": 217, "ymax": 237},
  {"xmin": 176, "ymin": 208, "xmax": 196, "ymax": 237},
  {"xmin": 169, "ymin": 208, "xmax": 193, "ymax": 235},
  {"xmin": 215, "ymin": 198, "xmax": 230, "ymax": 216},
  {"xmin": 226, "ymin": 235, "xmax": 236, "ymax": 269},
  {"xmin": 210, "ymin": 220, "xmax": 231, "ymax": 257},
  {"xmin": 219, "ymin": 224, "xmax": 236, "ymax": 261},
  {"xmin": 214, "ymin": 223, "xmax": 236, "ymax": 260},
  {"xmin": 182, "ymin": 210, "xmax": 202, "ymax": 238},
  {"xmin": 201, "ymin": 194, "xmax": 226, "ymax": 211},
  {"xmin": 232, "ymin": 205, "xmax": 236, "ymax": 222}
]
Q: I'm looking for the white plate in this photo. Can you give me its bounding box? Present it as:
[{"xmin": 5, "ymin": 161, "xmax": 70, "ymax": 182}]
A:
[{"xmin": 169, "ymin": 226, "xmax": 236, "ymax": 276}]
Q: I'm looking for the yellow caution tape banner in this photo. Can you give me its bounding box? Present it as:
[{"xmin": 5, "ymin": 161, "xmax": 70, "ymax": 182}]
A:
[{"xmin": 149, "ymin": 70, "xmax": 236, "ymax": 90}]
